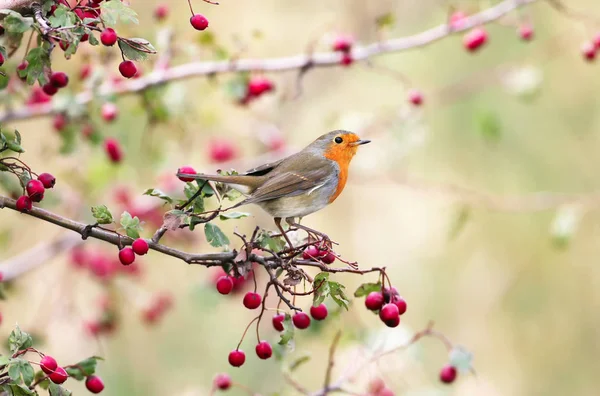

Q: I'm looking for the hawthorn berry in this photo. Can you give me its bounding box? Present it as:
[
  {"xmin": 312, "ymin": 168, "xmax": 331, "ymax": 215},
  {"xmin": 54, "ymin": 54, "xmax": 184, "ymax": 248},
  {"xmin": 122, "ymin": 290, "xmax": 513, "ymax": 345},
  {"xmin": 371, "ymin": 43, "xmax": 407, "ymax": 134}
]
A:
[
  {"xmin": 216, "ymin": 276, "xmax": 234, "ymax": 295},
  {"xmin": 367, "ymin": 378, "xmax": 385, "ymax": 394},
  {"xmin": 519, "ymin": 24, "xmax": 534, "ymax": 41},
  {"xmin": 320, "ymin": 251, "xmax": 336, "ymax": 264},
  {"xmin": 49, "ymin": 366, "xmax": 68, "ymax": 384},
  {"xmin": 50, "ymin": 71, "xmax": 69, "ymax": 88},
  {"xmin": 17, "ymin": 61, "xmax": 28, "ymax": 81},
  {"xmin": 0, "ymin": 24, "xmax": 4, "ymax": 36},
  {"xmin": 213, "ymin": 373, "xmax": 232, "ymax": 390},
  {"xmin": 440, "ymin": 365, "xmax": 457, "ymax": 384},
  {"xmin": 384, "ymin": 315, "xmax": 400, "ymax": 328},
  {"xmin": 59, "ymin": 40, "xmax": 69, "ymax": 51},
  {"xmin": 228, "ymin": 349, "xmax": 245, "ymax": 367},
  {"xmin": 177, "ymin": 166, "xmax": 196, "ymax": 182},
  {"xmin": 53, "ymin": 114, "xmax": 67, "ymax": 131},
  {"xmin": 155, "ymin": 4, "xmax": 168, "ymax": 21},
  {"xmin": 365, "ymin": 291, "xmax": 384, "ymax": 311},
  {"xmin": 15, "ymin": 195, "xmax": 32, "ymax": 212},
  {"xmin": 302, "ymin": 245, "xmax": 319, "ymax": 260},
  {"xmin": 594, "ymin": 33, "xmax": 600, "ymax": 50},
  {"xmin": 392, "ymin": 296, "xmax": 407, "ymax": 315},
  {"xmin": 101, "ymin": 103, "xmax": 119, "ymax": 122},
  {"xmin": 42, "ymin": 83, "xmax": 58, "ymax": 96},
  {"xmin": 104, "ymin": 138, "xmax": 123, "ymax": 163},
  {"xmin": 118, "ymin": 247, "xmax": 135, "ymax": 265},
  {"xmin": 132, "ymin": 238, "xmax": 149, "ymax": 255},
  {"xmin": 582, "ymin": 42, "xmax": 596, "ymax": 61},
  {"xmin": 379, "ymin": 303, "xmax": 400, "ymax": 326},
  {"xmin": 408, "ymin": 89, "xmax": 423, "ymax": 106},
  {"xmin": 40, "ymin": 356, "xmax": 58, "ymax": 375},
  {"xmin": 209, "ymin": 139, "xmax": 237, "ymax": 163},
  {"xmin": 119, "ymin": 61, "xmax": 137, "ymax": 79},
  {"xmin": 382, "ymin": 286, "xmax": 399, "ymax": 303},
  {"xmin": 272, "ymin": 313, "xmax": 285, "ymax": 331},
  {"xmin": 310, "ymin": 303, "xmax": 328, "ymax": 320},
  {"xmin": 85, "ymin": 375, "xmax": 105, "ymax": 394},
  {"xmin": 332, "ymin": 35, "xmax": 353, "ymax": 52},
  {"xmin": 0, "ymin": 52, "xmax": 4, "ymax": 67},
  {"xmin": 26, "ymin": 180, "xmax": 45, "ymax": 202},
  {"xmin": 80, "ymin": 64, "xmax": 92, "ymax": 80},
  {"xmin": 379, "ymin": 388, "xmax": 396, "ymax": 396},
  {"xmin": 247, "ymin": 76, "xmax": 274, "ymax": 97},
  {"xmin": 463, "ymin": 27, "xmax": 488, "ymax": 52},
  {"xmin": 100, "ymin": 28, "xmax": 117, "ymax": 46},
  {"xmin": 243, "ymin": 292, "xmax": 262, "ymax": 309},
  {"xmin": 190, "ymin": 14, "xmax": 209, "ymax": 31},
  {"xmin": 38, "ymin": 173, "xmax": 56, "ymax": 189},
  {"xmin": 255, "ymin": 341, "xmax": 273, "ymax": 360},
  {"xmin": 340, "ymin": 53, "xmax": 353, "ymax": 66},
  {"xmin": 292, "ymin": 312, "xmax": 311, "ymax": 329}
]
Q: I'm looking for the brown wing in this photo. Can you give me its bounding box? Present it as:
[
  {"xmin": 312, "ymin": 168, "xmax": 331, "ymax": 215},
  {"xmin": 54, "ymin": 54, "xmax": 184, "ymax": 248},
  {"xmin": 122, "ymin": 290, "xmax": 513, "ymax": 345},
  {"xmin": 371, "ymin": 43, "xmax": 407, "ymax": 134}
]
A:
[
  {"xmin": 243, "ymin": 162, "xmax": 334, "ymax": 205},
  {"xmin": 242, "ymin": 158, "xmax": 286, "ymax": 176}
]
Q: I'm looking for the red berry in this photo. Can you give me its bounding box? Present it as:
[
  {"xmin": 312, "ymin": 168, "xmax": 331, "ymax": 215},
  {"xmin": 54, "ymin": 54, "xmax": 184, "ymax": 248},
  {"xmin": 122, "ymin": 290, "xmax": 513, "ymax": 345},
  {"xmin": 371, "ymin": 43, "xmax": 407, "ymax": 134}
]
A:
[
  {"xmin": 26, "ymin": 179, "xmax": 45, "ymax": 202},
  {"xmin": 42, "ymin": 83, "xmax": 58, "ymax": 96},
  {"xmin": 408, "ymin": 89, "xmax": 423, "ymax": 106},
  {"xmin": 228, "ymin": 349, "xmax": 245, "ymax": 367},
  {"xmin": 243, "ymin": 292, "xmax": 261, "ymax": 309},
  {"xmin": 101, "ymin": 102, "xmax": 118, "ymax": 122},
  {"xmin": 247, "ymin": 76, "xmax": 274, "ymax": 97},
  {"xmin": 104, "ymin": 138, "xmax": 123, "ymax": 163},
  {"xmin": 85, "ymin": 375, "xmax": 104, "ymax": 393},
  {"xmin": 320, "ymin": 251, "xmax": 336, "ymax": 264},
  {"xmin": 292, "ymin": 312, "xmax": 311, "ymax": 329},
  {"xmin": 368, "ymin": 378, "xmax": 385, "ymax": 394},
  {"xmin": 213, "ymin": 373, "xmax": 231, "ymax": 390},
  {"xmin": 80, "ymin": 64, "xmax": 92, "ymax": 80},
  {"xmin": 379, "ymin": 388, "xmax": 395, "ymax": 396},
  {"xmin": 365, "ymin": 291, "xmax": 384, "ymax": 311},
  {"xmin": 40, "ymin": 356, "xmax": 58, "ymax": 375},
  {"xmin": 50, "ymin": 71, "xmax": 69, "ymax": 88},
  {"xmin": 582, "ymin": 41, "xmax": 596, "ymax": 61},
  {"xmin": 37, "ymin": 173, "xmax": 56, "ymax": 189},
  {"xmin": 100, "ymin": 28, "xmax": 117, "ymax": 46},
  {"xmin": 392, "ymin": 296, "xmax": 407, "ymax": 315},
  {"xmin": 518, "ymin": 24, "xmax": 534, "ymax": 41},
  {"xmin": 341, "ymin": 53, "xmax": 353, "ymax": 66},
  {"xmin": 382, "ymin": 286, "xmax": 399, "ymax": 303},
  {"xmin": 118, "ymin": 247, "xmax": 135, "ymax": 265},
  {"xmin": 593, "ymin": 33, "xmax": 600, "ymax": 50},
  {"xmin": 17, "ymin": 61, "xmax": 28, "ymax": 81},
  {"xmin": 190, "ymin": 14, "xmax": 209, "ymax": 31},
  {"xmin": 379, "ymin": 303, "xmax": 400, "ymax": 326},
  {"xmin": 0, "ymin": 52, "xmax": 4, "ymax": 67},
  {"xmin": 302, "ymin": 245, "xmax": 319, "ymax": 260},
  {"xmin": 310, "ymin": 303, "xmax": 328, "ymax": 320},
  {"xmin": 0, "ymin": 25, "xmax": 4, "ymax": 36},
  {"xmin": 332, "ymin": 35, "xmax": 353, "ymax": 52},
  {"xmin": 216, "ymin": 276, "xmax": 234, "ymax": 295},
  {"xmin": 272, "ymin": 313, "xmax": 285, "ymax": 331},
  {"xmin": 383, "ymin": 315, "xmax": 400, "ymax": 328},
  {"xmin": 118, "ymin": 61, "xmax": 137, "ymax": 79},
  {"xmin": 255, "ymin": 341, "xmax": 273, "ymax": 360},
  {"xmin": 59, "ymin": 40, "xmax": 69, "ymax": 51},
  {"xmin": 177, "ymin": 166, "xmax": 196, "ymax": 182},
  {"xmin": 463, "ymin": 27, "xmax": 488, "ymax": 52},
  {"xmin": 440, "ymin": 365, "xmax": 457, "ymax": 384},
  {"xmin": 16, "ymin": 195, "xmax": 32, "ymax": 212},
  {"xmin": 155, "ymin": 4, "xmax": 168, "ymax": 21},
  {"xmin": 49, "ymin": 366, "xmax": 68, "ymax": 384},
  {"xmin": 53, "ymin": 114, "xmax": 67, "ymax": 131},
  {"xmin": 132, "ymin": 238, "xmax": 149, "ymax": 255},
  {"xmin": 209, "ymin": 139, "xmax": 237, "ymax": 163}
]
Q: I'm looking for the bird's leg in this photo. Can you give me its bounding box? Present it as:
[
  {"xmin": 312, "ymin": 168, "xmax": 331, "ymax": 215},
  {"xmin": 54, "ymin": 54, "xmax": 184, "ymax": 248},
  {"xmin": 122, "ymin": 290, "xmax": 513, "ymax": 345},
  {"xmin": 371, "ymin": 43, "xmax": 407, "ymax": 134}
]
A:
[
  {"xmin": 285, "ymin": 218, "xmax": 332, "ymax": 249},
  {"xmin": 274, "ymin": 217, "xmax": 295, "ymax": 250}
]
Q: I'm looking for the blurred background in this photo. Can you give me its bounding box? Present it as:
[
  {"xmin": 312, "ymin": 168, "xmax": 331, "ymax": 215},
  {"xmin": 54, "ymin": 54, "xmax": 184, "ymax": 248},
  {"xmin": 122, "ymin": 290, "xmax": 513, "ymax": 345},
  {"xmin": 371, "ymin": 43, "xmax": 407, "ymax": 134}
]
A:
[{"xmin": 2, "ymin": 0, "xmax": 600, "ymax": 395}]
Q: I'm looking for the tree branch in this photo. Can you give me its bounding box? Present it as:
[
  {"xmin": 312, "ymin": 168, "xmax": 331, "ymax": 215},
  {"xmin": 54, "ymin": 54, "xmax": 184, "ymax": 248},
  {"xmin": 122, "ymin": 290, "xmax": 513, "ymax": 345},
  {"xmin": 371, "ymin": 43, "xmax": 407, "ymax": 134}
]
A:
[{"xmin": 0, "ymin": 0, "xmax": 536, "ymax": 123}]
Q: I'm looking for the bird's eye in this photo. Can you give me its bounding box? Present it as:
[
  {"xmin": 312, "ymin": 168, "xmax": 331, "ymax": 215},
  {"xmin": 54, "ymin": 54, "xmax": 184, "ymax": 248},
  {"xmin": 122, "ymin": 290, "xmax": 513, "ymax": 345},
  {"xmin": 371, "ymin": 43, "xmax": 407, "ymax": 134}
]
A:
[{"xmin": 334, "ymin": 136, "xmax": 343, "ymax": 144}]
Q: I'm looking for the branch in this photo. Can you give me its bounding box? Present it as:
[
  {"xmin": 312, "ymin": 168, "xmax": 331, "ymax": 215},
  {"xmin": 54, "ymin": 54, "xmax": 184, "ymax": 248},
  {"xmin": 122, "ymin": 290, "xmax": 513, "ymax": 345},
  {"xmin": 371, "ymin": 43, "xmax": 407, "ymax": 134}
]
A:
[{"xmin": 0, "ymin": 0, "xmax": 536, "ymax": 123}]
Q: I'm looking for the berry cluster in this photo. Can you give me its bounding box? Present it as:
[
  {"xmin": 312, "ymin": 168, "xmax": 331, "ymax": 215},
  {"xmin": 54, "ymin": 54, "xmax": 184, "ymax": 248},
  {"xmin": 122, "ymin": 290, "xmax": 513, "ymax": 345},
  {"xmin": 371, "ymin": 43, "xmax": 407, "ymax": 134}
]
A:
[
  {"xmin": 302, "ymin": 244, "xmax": 336, "ymax": 264},
  {"xmin": 16, "ymin": 173, "xmax": 56, "ymax": 212},
  {"xmin": 41, "ymin": 71, "xmax": 69, "ymax": 96},
  {"xmin": 40, "ymin": 355, "xmax": 105, "ymax": 393},
  {"xmin": 363, "ymin": 287, "xmax": 407, "ymax": 328},
  {"xmin": 118, "ymin": 238, "xmax": 149, "ymax": 266},
  {"xmin": 332, "ymin": 35, "xmax": 354, "ymax": 66},
  {"xmin": 239, "ymin": 76, "xmax": 276, "ymax": 105}
]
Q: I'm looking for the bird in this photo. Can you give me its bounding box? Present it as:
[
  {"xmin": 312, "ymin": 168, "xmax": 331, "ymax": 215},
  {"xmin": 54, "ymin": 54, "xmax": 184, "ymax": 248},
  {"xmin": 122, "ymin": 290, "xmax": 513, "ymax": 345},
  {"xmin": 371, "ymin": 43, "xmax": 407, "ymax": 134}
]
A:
[{"xmin": 176, "ymin": 130, "xmax": 370, "ymax": 248}]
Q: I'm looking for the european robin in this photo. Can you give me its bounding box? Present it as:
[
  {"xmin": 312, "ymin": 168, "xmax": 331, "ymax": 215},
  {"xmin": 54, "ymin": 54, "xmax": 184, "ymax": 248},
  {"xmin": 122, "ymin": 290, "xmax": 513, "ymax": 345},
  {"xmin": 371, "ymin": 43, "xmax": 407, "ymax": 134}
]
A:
[{"xmin": 177, "ymin": 130, "xmax": 370, "ymax": 247}]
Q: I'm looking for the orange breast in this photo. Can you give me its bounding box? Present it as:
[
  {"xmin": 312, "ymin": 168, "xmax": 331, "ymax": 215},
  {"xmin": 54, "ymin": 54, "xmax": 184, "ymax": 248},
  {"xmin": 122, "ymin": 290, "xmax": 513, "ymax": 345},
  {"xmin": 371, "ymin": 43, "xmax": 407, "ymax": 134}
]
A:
[{"xmin": 324, "ymin": 145, "xmax": 356, "ymax": 203}]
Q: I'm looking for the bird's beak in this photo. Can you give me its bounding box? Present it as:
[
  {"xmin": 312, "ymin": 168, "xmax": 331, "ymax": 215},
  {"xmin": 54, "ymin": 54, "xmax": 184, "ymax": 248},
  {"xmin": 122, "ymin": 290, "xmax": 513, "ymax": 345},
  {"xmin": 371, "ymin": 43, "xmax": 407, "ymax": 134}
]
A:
[{"xmin": 351, "ymin": 139, "xmax": 371, "ymax": 146}]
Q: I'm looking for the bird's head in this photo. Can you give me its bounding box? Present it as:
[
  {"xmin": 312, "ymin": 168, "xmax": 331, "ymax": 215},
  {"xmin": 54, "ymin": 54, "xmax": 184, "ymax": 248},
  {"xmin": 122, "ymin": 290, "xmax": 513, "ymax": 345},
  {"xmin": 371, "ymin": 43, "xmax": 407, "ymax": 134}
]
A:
[{"xmin": 308, "ymin": 130, "xmax": 370, "ymax": 164}]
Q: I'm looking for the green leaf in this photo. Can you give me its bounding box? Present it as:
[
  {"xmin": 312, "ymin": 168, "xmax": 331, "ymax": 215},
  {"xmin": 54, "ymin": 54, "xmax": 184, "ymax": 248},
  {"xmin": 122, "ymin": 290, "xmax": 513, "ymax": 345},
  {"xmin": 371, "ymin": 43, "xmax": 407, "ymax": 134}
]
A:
[
  {"xmin": 100, "ymin": 0, "xmax": 139, "ymax": 25},
  {"xmin": 48, "ymin": 383, "xmax": 72, "ymax": 396},
  {"xmin": 219, "ymin": 212, "xmax": 250, "ymax": 220},
  {"xmin": 8, "ymin": 359, "xmax": 34, "ymax": 386},
  {"xmin": 313, "ymin": 273, "xmax": 350, "ymax": 310},
  {"xmin": 2, "ymin": 13, "xmax": 33, "ymax": 33},
  {"xmin": 0, "ymin": 355, "xmax": 9, "ymax": 366},
  {"xmin": 48, "ymin": 5, "xmax": 76, "ymax": 28},
  {"xmin": 329, "ymin": 281, "xmax": 350, "ymax": 310},
  {"xmin": 118, "ymin": 37, "xmax": 155, "ymax": 61},
  {"xmin": 1, "ymin": 384, "xmax": 36, "ymax": 396},
  {"xmin": 278, "ymin": 313, "xmax": 294, "ymax": 346},
  {"xmin": 257, "ymin": 232, "xmax": 286, "ymax": 252},
  {"xmin": 34, "ymin": 369, "xmax": 50, "ymax": 389},
  {"xmin": 8, "ymin": 326, "xmax": 33, "ymax": 354},
  {"xmin": 24, "ymin": 47, "xmax": 51, "ymax": 86},
  {"xmin": 184, "ymin": 183, "xmax": 205, "ymax": 213},
  {"xmin": 64, "ymin": 356, "xmax": 101, "ymax": 380},
  {"xmin": 120, "ymin": 211, "xmax": 142, "ymax": 239},
  {"xmin": 204, "ymin": 223, "xmax": 229, "ymax": 247},
  {"xmin": 143, "ymin": 188, "xmax": 173, "ymax": 204},
  {"xmin": 91, "ymin": 205, "xmax": 113, "ymax": 225},
  {"xmin": 353, "ymin": 282, "xmax": 382, "ymax": 298}
]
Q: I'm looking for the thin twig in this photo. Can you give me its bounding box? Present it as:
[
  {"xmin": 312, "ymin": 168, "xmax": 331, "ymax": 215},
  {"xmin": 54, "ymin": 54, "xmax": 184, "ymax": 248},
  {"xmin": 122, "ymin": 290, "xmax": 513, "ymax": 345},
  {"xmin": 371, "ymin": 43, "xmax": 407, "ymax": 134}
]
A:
[{"xmin": 322, "ymin": 330, "xmax": 342, "ymax": 395}]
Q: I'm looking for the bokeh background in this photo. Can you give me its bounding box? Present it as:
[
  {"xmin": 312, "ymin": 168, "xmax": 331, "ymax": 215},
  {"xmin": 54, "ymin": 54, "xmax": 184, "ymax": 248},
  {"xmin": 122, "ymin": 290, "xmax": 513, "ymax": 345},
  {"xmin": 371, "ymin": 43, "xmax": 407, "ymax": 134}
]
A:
[{"xmin": 2, "ymin": 0, "xmax": 600, "ymax": 395}]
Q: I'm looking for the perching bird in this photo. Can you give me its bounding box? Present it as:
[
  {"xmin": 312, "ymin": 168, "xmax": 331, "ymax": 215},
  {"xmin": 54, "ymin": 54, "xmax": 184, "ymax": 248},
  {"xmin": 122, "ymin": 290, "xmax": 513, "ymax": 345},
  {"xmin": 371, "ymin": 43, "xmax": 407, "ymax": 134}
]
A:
[{"xmin": 176, "ymin": 130, "xmax": 370, "ymax": 246}]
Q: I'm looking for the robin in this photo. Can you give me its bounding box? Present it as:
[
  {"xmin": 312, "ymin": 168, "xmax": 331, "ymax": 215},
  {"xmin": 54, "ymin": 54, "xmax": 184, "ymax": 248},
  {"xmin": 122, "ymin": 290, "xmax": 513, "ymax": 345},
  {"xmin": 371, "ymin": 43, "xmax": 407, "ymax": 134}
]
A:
[{"xmin": 176, "ymin": 130, "xmax": 370, "ymax": 247}]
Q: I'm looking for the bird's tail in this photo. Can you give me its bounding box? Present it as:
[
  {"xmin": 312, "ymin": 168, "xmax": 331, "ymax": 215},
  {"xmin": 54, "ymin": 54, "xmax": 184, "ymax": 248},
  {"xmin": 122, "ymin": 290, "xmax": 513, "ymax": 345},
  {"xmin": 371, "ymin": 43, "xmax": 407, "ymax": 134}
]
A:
[{"xmin": 175, "ymin": 172, "xmax": 256, "ymax": 195}]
